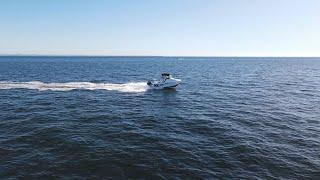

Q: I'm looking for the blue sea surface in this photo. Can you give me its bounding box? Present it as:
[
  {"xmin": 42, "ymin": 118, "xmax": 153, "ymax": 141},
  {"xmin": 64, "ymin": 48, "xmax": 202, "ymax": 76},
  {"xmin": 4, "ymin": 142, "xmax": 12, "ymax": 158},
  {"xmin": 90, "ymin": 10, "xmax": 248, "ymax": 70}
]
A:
[{"xmin": 0, "ymin": 56, "xmax": 319, "ymax": 179}]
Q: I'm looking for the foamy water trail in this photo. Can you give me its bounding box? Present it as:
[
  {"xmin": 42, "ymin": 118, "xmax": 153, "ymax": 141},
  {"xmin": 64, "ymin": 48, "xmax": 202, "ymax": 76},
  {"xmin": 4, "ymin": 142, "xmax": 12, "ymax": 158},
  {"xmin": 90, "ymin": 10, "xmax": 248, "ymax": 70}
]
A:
[{"xmin": 0, "ymin": 81, "xmax": 149, "ymax": 93}]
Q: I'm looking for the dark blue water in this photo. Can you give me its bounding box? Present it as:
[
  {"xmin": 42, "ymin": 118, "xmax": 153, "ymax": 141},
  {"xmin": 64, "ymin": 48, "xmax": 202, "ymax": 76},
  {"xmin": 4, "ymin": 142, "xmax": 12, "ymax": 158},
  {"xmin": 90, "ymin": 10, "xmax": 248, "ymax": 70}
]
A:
[{"xmin": 0, "ymin": 57, "xmax": 319, "ymax": 179}]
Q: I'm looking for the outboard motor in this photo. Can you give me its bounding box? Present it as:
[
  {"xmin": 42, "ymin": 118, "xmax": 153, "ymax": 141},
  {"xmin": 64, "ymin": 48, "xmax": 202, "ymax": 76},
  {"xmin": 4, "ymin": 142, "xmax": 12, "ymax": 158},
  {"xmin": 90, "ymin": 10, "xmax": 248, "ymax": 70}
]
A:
[{"xmin": 147, "ymin": 81, "xmax": 152, "ymax": 86}]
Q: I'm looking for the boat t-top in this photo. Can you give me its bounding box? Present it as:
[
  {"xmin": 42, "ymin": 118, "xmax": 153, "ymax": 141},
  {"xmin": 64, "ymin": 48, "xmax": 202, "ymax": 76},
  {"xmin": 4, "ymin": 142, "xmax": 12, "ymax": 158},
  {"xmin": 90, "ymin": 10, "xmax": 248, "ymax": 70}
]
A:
[{"xmin": 147, "ymin": 73, "xmax": 181, "ymax": 89}]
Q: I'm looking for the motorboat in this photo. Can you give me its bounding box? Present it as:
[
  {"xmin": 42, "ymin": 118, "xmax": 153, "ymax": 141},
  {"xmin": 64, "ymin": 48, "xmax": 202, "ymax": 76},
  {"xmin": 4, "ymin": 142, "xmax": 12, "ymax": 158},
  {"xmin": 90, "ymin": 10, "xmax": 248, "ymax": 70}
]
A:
[{"xmin": 147, "ymin": 73, "xmax": 181, "ymax": 89}]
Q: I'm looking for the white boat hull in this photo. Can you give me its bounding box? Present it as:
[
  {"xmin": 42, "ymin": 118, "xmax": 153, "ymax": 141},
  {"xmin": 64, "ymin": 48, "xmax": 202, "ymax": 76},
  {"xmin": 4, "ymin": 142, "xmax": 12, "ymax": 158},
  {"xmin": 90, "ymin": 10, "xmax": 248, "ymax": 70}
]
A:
[{"xmin": 147, "ymin": 78, "xmax": 181, "ymax": 89}]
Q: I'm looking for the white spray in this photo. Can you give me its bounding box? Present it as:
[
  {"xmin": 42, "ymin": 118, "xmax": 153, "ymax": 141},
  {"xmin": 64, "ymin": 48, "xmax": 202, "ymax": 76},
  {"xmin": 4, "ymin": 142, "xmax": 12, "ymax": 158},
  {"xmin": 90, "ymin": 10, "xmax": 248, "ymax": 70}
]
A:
[{"xmin": 0, "ymin": 81, "xmax": 149, "ymax": 93}]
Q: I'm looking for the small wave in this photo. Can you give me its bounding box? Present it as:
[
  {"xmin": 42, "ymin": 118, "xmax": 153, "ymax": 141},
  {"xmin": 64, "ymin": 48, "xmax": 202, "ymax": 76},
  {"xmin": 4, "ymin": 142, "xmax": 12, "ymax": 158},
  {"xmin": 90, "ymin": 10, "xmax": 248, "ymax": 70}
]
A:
[{"xmin": 0, "ymin": 81, "xmax": 149, "ymax": 93}]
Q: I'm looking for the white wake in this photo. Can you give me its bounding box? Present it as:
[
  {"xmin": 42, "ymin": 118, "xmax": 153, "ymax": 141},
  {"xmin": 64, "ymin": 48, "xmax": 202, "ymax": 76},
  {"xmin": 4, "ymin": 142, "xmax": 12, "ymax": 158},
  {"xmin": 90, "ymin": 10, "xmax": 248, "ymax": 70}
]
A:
[{"xmin": 0, "ymin": 81, "xmax": 149, "ymax": 93}]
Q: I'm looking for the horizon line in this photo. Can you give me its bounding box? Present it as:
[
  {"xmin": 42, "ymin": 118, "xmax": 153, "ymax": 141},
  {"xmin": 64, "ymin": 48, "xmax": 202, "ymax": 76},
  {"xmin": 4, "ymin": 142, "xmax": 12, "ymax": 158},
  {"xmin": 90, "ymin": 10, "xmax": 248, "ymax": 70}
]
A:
[{"xmin": 0, "ymin": 54, "xmax": 319, "ymax": 58}]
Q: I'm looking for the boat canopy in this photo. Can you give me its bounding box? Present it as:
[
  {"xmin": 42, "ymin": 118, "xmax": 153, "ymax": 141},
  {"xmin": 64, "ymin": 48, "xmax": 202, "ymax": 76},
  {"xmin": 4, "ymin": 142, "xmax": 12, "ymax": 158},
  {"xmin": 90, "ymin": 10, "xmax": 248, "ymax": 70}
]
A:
[{"xmin": 161, "ymin": 73, "xmax": 170, "ymax": 76}]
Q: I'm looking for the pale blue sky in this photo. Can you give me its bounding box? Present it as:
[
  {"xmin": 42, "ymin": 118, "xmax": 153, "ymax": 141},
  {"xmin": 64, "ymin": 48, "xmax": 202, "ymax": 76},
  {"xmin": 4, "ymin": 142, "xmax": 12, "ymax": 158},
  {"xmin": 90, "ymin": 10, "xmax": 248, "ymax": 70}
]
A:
[{"xmin": 0, "ymin": 0, "xmax": 319, "ymax": 56}]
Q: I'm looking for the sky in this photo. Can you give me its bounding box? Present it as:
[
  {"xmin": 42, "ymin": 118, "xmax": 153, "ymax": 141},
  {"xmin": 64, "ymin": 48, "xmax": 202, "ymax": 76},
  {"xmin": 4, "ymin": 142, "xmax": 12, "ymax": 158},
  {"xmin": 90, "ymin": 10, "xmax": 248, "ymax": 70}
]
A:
[{"xmin": 0, "ymin": 0, "xmax": 319, "ymax": 56}]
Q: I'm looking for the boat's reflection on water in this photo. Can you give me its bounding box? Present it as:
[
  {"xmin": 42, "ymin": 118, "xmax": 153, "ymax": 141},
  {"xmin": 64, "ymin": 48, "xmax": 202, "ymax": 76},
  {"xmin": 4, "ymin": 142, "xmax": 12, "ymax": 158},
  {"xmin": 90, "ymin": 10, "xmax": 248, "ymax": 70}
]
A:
[
  {"xmin": 146, "ymin": 87, "xmax": 178, "ymax": 94},
  {"xmin": 162, "ymin": 88, "xmax": 177, "ymax": 93}
]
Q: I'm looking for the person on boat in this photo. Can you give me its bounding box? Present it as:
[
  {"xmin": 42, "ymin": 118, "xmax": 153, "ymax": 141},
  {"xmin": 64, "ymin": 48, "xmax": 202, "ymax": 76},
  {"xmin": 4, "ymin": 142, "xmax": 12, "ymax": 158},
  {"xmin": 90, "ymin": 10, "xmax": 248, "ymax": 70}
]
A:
[{"xmin": 161, "ymin": 73, "xmax": 170, "ymax": 82}]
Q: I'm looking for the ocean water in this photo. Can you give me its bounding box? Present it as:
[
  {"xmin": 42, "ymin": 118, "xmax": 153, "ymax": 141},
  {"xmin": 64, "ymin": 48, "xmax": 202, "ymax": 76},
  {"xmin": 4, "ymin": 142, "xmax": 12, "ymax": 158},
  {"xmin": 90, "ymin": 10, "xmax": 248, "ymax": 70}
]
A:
[{"xmin": 0, "ymin": 56, "xmax": 319, "ymax": 179}]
